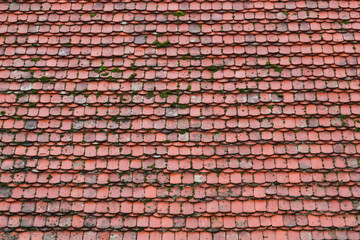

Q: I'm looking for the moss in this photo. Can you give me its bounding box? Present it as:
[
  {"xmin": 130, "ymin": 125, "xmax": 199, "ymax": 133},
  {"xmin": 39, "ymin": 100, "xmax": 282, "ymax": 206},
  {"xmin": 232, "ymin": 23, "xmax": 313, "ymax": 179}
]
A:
[
  {"xmin": 340, "ymin": 114, "xmax": 348, "ymax": 119},
  {"xmin": 206, "ymin": 65, "xmax": 221, "ymax": 72},
  {"xmin": 128, "ymin": 73, "xmax": 137, "ymax": 80},
  {"xmin": 159, "ymin": 90, "xmax": 172, "ymax": 99},
  {"xmin": 273, "ymin": 66, "xmax": 283, "ymax": 72},
  {"xmin": 178, "ymin": 104, "xmax": 188, "ymax": 109},
  {"xmin": 39, "ymin": 76, "xmax": 49, "ymax": 83},
  {"xmin": 237, "ymin": 88, "xmax": 245, "ymax": 94},
  {"xmin": 146, "ymin": 92, "xmax": 155, "ymax": 99},
  {"xmin": 100, "ymin": 65, "xmax": 107, "ymax": 71},
  {"xmin": 90, "ymin": 13, "xmax": 96, "ymax": 18},
  {"xmin": 172, "ymin": 11, "xmax": 186, "ymax": 17},
  {"xmin": 152, "ymin": 39, "xmax": 171, "ymax": 48},
  {"xmin": 16, "ymin": 92, "xmax": 26, "ymax": 98},
  {"xmin": 266, "ymin": 62, "xmax": 283, "ymax": 72},
  {"xmin": 130, "ymin": 62, "xmax": 139, "ymax": 70},
  {"xmin": 63, "ymin": 39, "xmax": 71, "ymax": 45},
  {"xmin": 112, "ymin": 115, "xmax": 121, "ymax": 122},
  {"xmin": 111, "ymin": 67, "xmax": 121, "ymax": 73},
  {"xmin": 95, "ymin": 65, "xmax": 107, "ymax": 73},
  {"xmin": 107, "ymin": 76, "xmax": 115, "ymax": 82},
  {"xmin": 159, "ymin": 93, "xmax": 168, "ymax": 98},
  {"xmin": 31, "ymin": 57, "xmax": 40, "ymax": 63}
]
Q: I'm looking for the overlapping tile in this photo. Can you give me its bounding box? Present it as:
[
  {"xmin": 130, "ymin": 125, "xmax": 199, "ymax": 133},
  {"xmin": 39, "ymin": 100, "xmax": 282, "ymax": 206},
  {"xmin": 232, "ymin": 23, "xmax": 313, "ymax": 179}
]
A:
[{"xmin": 0, "ymin": 1, "xmax": 360, "ymax": 239}]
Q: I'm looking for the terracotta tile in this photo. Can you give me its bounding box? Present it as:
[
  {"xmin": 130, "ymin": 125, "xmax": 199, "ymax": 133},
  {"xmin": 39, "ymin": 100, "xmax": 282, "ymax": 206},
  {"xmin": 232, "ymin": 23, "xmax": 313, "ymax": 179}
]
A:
[{"xmin": 0, "ymin": 1, "xmax": 358, "ymax": 237}]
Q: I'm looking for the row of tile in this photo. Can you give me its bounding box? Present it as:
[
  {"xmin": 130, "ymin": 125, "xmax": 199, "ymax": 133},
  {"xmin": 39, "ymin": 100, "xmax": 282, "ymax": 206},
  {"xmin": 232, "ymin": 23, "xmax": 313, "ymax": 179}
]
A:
[
  {"xmin": 2, "ymin": 230, "xmax": 359, "ymax": 240},
  {"xmin": 2, "ymin": 142, "xmax": 360, "ymax": 156},
  {"xmin": 2, "ymin": 36, "xmax": 360, "ymax": 48},
  {"xmin": 0, "ymin": 97, "xmax": 357, "ymax": 111},
  {"xmin": 1, "ymin": 170, "xmax": 357, "ymax": 184},
  {"xmin": 2, "ymin": 117, "xmax": 357, "ymax": 129},
  {"xmin": 1, "ymin": 199, "xmax": 358, "ymax": 214},
  {"xmin": 1, "ymin": 184, "xmax": 359, "ymax": 200},
  {"xmin": 3, "ymin": 92, "xmax": 360, "ymax": 104},
  {"xmin": 2, "ymin": 69, "xmax": 359, "ymax": 79},
  {"xmin": 0, "ymin": 14, "xmax": 360, "ymax": 26},
  {"xmin": 1, "ymin": 106, "xmax": 358, "ymax": 118},
  {"xmin": 2, "ymin": 70, "xmax": 360, "ymax": 81},
  {"xmin": 1, "ymin": 21, "xmax": 359, "ymax": 34},
  {"xmin": 1, "ymin": 156, "xmax": 357, "ymax": 170},
  {"xmin": 1, "ymin": 80, "xmax": 358, "ymax": 91},
  {"xmin": 2, "ymin": 1, "xmax": 359, "ymax": 11},
  {"xmin": 2, "ymin": 130, "xmax": 359, "ymax": 143},
  {"xmin": 0, "ymin": 79, "xmax": 360, "ymax": 90},
  {"xmin": 2, "ymin": 59, "xmax": 360, "ymax": 73},
  {"xmin": 0, "ymin": 213, "xmax": 358, "ymax": 229},
  {"xmin": 1, "ymin": 1, "xmax": 359, "ymax": 11},
  {"xmin": 1, "ymin": 184, "xmax": 359, "ymax": 199},
  {"xmin": 2, "ymin": 44, "xmax": 360, "ymax": 58}
]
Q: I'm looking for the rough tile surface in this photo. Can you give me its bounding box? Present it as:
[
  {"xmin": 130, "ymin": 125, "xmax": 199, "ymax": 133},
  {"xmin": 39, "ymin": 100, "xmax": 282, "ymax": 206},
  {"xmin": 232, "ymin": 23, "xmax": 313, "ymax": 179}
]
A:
[{"xmin": 0, "ymin": 1, "xmax": 360, "ymax": 239}]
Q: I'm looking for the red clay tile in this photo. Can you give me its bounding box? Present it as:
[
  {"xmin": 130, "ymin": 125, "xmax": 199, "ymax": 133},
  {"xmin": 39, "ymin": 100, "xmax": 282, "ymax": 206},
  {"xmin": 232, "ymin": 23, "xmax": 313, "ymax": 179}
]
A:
[{"xmin": 0, "ymin": 1, "xmax": 358, "ymax": 239}]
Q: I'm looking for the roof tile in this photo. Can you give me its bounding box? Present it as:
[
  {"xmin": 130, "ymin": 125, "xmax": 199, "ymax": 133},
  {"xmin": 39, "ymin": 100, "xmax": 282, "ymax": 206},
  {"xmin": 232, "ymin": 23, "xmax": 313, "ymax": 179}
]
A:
[{"xmin": 0, "ymin": 0, "xmax": 359, "ymax": 238}]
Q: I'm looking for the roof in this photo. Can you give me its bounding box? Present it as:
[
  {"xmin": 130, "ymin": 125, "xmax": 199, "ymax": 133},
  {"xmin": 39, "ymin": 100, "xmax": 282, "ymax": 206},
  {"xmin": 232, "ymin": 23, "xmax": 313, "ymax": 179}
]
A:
[{"xmin": 0, "ymin": 1, "xmax": 360, "ymax": 239}]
